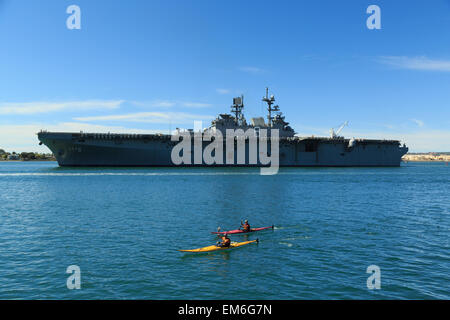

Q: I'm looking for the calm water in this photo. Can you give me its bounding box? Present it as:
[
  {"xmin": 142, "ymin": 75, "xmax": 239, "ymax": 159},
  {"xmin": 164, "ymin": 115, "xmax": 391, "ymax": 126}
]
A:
[{"xmin": 0, "ymin": 162, "xmax": 448, "ymax": 299}]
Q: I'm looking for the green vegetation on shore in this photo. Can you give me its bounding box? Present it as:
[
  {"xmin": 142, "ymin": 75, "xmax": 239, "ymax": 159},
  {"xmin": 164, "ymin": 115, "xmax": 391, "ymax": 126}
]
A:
[{"xmin": 0, "ymin": 149, "xmax": 55, "ymax": 161}]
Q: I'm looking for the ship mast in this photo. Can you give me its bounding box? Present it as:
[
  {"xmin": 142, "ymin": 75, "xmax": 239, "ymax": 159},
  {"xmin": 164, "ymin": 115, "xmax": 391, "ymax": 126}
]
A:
[
  {"xmin": 231, "ymin": 95, "xmax": 244, "ymax": 125},
  {"xmin": 262, "ymin": 87, "xmax": 279, "ymax": 127}
]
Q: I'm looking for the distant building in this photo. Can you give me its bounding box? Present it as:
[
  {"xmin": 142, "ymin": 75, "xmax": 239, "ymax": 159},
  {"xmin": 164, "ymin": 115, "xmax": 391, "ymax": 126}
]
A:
[{"xmin": 7, "ymin": 154, "xmax": 20, "ymax": 160}]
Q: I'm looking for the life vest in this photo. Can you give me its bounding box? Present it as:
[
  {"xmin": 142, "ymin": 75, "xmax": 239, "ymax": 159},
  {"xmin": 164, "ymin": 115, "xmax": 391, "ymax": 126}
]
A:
[{"xmin": 222, "ymin": 237, "xmax": 231, "ymax": 246}]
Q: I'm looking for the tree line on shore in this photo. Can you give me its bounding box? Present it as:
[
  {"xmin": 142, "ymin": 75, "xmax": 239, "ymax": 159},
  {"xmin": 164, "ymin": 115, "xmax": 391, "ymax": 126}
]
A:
[{"xmin": 0, "ymin": 149, "xmax": 55, "ymax": 161}]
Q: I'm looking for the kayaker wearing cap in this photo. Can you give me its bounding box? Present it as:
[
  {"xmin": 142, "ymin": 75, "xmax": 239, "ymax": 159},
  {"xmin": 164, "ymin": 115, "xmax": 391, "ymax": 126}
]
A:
[
  {"xmin": 241, "ymin": 220, "xmax": 251, "ymax": 232},
  {"xmin": 217, "ymin": 234, "xmax": 231, "ymax": 247}
]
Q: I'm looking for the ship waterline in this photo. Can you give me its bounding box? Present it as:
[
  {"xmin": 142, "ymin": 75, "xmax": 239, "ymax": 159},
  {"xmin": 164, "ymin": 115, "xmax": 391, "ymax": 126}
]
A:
[{"xmin": 37, "ymin": 89, "xmax": 408, "ymax": 167}]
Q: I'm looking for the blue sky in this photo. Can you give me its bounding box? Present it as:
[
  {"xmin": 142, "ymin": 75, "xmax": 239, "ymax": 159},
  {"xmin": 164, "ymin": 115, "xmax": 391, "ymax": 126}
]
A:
[{"xmin": 0, "ymin": 0, "xmax": 449, "ymax": 152}]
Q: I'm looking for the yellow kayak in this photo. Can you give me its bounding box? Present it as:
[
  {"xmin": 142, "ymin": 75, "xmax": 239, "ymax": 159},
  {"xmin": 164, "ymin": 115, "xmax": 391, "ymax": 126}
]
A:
[{"xmin": 178, "ymin": 239, "xmax": 258, "ymax": 253}]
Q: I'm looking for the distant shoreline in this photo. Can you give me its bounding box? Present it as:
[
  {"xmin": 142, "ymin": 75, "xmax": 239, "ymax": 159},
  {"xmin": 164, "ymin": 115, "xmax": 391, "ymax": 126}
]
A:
[
  {"xmin": 403, "ymin": 160, "xmax": 449, "ymax": 162},
  {"xmin": 0, "ymin": 150, "xmax": 55, "ymax": 162},
  {"xmin": 2, "ymin": 152, "xmax": 449, "ymax": 162},
  {"xmin": 402, "ymin": 153, "xmax": 450, "ymax": 162}
]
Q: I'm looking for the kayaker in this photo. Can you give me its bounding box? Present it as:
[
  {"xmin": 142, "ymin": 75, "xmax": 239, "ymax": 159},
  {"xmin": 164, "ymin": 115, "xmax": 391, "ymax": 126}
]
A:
[
  {"xmin": 241, "ymin": 220, "xmax": 251, "ymax": 232},
  {"xmin": 217, "ymin": 234, "xmax": 231, "ymax": 247}
]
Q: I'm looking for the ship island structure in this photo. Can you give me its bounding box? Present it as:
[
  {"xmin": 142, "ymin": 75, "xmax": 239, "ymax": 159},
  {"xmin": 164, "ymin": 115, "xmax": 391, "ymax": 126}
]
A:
[{"xmin": 37, "ymin": 89, "xmax": 408, "ymax": 167}]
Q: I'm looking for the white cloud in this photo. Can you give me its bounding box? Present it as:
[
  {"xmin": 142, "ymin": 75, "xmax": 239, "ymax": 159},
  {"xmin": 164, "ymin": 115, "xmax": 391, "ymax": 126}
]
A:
[
  {"xmin": 130, "ymin": 100, "xmax": 176, "ymax": 108},
  {"xmin": 239, "ymin": 66, "xmax": 265, "ymax": 74},
  {"xmin": 151, "ymin": 100, "xmax": 176, "ymax": 108},
  {"xmin": 0, "ymin": 123, "xmax": 167, "ymax": 153},
  {"xmin": 410, "ymin": 119, "xmax": 424, "ymax": 127},
  {"xmin": 181, "ymin": 102, "xmax": 212, "ymax": 108},
  {"xmin": 0, "ymin": 100, "xmax": 124, "ymax": 115},
  {"xmin": 378, "ymin": 56, "xmax": 450, "ymax": 72},
  {"xmin": 73, "ymin": 111, "xmax": 214, "ymax": 124},
  {"xmin": 0, "ymin": 98, "xmax": 213, "ymax": 115},
  {"xmin": 216, "ymin": 88, "xmax": 230, "ymax": 95},
  {"xmin": 131, "ymin": 100, "xmax": 211, "ymax": 108}
]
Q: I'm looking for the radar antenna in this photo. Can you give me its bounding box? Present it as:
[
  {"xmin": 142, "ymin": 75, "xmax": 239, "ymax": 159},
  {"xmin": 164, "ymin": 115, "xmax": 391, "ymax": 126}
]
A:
[
  {"xmin": 262, "ymin": 87, "xmax": 279, "ymax": 127},
  {"xmin": 231, "ymin": 95, "xmax": 245, "ymax": 125}
]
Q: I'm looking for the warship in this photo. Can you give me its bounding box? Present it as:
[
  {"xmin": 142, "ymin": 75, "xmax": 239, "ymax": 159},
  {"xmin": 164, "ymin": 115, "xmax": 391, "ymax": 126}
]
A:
[{"xmin": 37, "ymin": 88, "xmax": 408, "ymax": 167}]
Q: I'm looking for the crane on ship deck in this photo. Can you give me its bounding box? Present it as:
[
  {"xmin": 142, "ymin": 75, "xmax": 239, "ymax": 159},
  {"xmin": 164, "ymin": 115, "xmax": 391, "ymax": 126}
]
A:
[{"xmin": 330, "ymin": 121, "xmax": 349, "ymax": 139}]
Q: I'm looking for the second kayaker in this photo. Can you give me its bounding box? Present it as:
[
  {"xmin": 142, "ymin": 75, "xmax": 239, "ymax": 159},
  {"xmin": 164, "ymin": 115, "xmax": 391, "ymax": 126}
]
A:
[{"xmin": 241, "ymin": 220, "xmax": 251, "ymax": 232}]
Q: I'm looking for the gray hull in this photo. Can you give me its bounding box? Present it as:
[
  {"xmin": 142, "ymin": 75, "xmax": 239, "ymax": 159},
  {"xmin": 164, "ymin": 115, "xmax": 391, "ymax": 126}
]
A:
[{"xmin": 38, "ymin": 132, "xmax": 408, "ymax": 167}]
